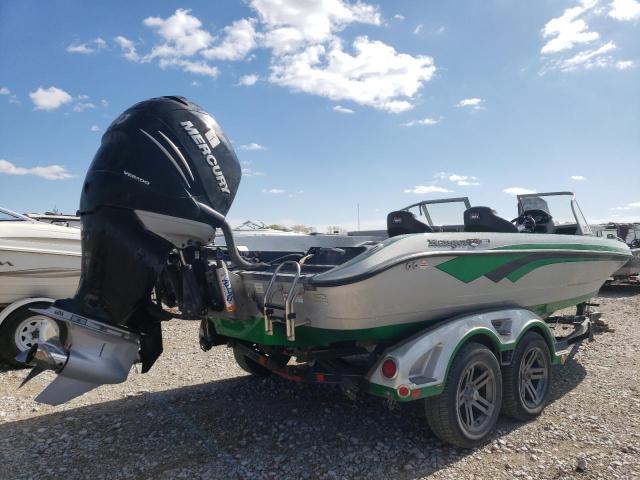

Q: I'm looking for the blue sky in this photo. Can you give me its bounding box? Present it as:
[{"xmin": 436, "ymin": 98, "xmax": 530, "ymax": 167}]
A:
[{"xmin": 0, "ymin": 0, "xmax": 639, "ymax": 230}]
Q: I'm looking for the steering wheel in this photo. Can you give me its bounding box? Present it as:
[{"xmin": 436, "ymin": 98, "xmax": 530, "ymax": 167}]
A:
[
  {"xmin": 511, "ymin": 209, "xmax": 552, "ymax": 233},
  {"xmin": 512, "ymin": 214, "xmax": 536, "ymax": 232}
]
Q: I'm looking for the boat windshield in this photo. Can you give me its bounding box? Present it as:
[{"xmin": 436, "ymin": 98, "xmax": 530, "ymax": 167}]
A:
[
  {"xmin": 0, "ymin": 207, "xmax": 33, "ymax": 222},
  {"xmin": 517, "ymin": 192, "xmax": 592, "ymax": 235},
  {"xmin": 402, "ymin": 197, "xmax": 471, "ymax": 230}
]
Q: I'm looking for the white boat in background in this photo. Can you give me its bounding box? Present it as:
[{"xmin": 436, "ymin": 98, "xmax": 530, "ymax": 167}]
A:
[
  {"xmin": 26, "ymin": 212, "xmax": 81, "ymax": 229},
  {"xmin": 0, "ymin": 207, "xmax": 81, "ymax": 305},
  {"xmin": 215, "ymin": 220, "xmax": 382, "ymax": 262},
  {"xmin": 593, "ymin": 222, "xmax": 640, "ymax": 282},
  {"xmin": 0, "ymin": 207, "xmax": 81, "ymax": 365}
]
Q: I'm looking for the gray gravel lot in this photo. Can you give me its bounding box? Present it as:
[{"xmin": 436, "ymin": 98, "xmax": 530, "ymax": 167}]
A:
[{"xmin": 1, "ymin": 287, "xmax": 639, "ymax": 479}]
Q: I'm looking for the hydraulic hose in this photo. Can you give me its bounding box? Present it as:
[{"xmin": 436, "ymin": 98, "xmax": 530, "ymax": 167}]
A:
[{"xmin": 196, "ymin": 201, "xmax": 269, "ymax": 270}]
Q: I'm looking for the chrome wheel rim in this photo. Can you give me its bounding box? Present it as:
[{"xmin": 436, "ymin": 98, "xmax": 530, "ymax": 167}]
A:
[
  {"xmin": 456, "ymin": 361, "xmax": 497, "ymax": 438},
  {"xmin": 518, "ymin": 346, "xmax": 549, "ymax": 412},
  {"xmin": 14, "ymin": 316, "xmax": 59, "ymax": 352}
]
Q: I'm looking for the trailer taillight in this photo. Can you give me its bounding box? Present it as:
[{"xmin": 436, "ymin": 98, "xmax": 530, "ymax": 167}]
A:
[
  {"xmin": 381, "ymin": 358, "xmax": 397, "ymax": 379},
  {"xmin": 397, "ymin": 385, "xmax": 410, "ymax": 398}
]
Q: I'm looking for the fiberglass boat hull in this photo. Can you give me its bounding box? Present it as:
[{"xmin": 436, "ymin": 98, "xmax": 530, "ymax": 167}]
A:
[{"xmin": 214, "ymin": 232, "xmax": 631, "ymax": 347}]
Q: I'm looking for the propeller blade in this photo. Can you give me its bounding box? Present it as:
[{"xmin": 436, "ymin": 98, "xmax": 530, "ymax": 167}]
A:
[
  {"xmin": 14, "ymin": 349, "xmax": 32, "ymax": 365},
  {"xmin": 19, "ymin": 366, "xmax": 45, "ymax": 388}
]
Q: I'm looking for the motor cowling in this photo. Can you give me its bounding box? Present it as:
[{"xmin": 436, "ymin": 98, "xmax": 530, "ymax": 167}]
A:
[{"xmin": 54, "ymin": 96, "xmax": 242, "ymax": 361}]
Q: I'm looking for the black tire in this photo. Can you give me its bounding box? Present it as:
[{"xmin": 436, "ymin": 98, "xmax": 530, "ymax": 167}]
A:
[
  {"xmin": 501, "ymin": 331, "xmax": 551, "ymax": 421},
  {"xmin": 425, "ymin": 342, "xmax": 502, "ymax": 448},
  {"xmin": 0, "ymin": 302, "xmax": 67, "ymax": 368},
  {"xmin": 232, "ymin": 345, "xmax": 279, "ymax": 377}
]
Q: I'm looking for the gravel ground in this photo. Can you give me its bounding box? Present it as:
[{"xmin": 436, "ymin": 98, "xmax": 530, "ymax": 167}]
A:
[{"xmin": 0, "ymin": 287, "xmax": 639, "ymax": 480}]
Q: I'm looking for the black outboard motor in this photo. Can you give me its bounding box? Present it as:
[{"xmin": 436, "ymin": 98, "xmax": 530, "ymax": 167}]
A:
[{"xmin": 19, "ymin": 96, "xmax": 253, "ymax": 404}]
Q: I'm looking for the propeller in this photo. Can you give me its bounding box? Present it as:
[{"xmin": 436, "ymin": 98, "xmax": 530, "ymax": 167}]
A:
[{"xmin": 16, "ymin": 339, "xmax": 69, "ymax": 388}]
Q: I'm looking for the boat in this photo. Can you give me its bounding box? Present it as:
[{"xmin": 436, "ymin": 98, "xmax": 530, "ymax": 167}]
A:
[
  {"xmin": 593, "ymin": 222, "xmax": 640, "ymax": 282},
  {"xmin": 217, "ymin": 197, "xmax": 475, "ymax": 263},
  {"xmin": 26, "ymin": 212, "xmax": 82, "ymax": 229},
  {"xmin": 208, "ymin": 193, "xmax": 629, "ymax": 346},
  {"xmin": 215, "ymin": 220, "xmax": 383, "ymax": 263},
  {"xmin": 0, "ymin": 207, "xmax": 81, "ymax": 305},
  {"xmin": 20, "ymin": 97, "xmax": 632, "ymax": 447},
  {"xmin": 0, "ymin": 207, "xmax": 81, "ymax": 365}
]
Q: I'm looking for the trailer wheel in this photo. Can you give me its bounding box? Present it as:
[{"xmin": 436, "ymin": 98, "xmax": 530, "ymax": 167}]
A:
[
  {"xmin": 232, "ymin": 345, "xmax": 290, "ymax": 377},
  {"xmin": 425, "ymin": 342, "xmax": 502, "ymax": 448},
  {"xmin": 501, "ymin": 331, "xmax": 551, "ymax": 421},
  {"xmin": 0, "ymin": 302, "xmax": 67, "ymax": 368}
]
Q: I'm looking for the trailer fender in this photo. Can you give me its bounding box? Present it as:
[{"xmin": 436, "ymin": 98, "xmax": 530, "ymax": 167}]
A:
[
  {"xmin": 0, "ymin": 297, "xmax": 55, "ymax": 327},
  {"xmin": 367, "ymin": 308, "xmax": 556, "ymax": 402}
]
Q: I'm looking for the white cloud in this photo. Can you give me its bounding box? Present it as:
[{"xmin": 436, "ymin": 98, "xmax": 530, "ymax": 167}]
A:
[
  {"xmin": 251, "ymin": 0, "xmax": 381, "ymax": 54},
  {"xmin": 262, "ymin": 188, "xmax": 285, "ymax": 194},
  {"xmin": 116, "ymin": 9, "xmax": 254, "ymax": 77},
  {"xmin": 503, "ymin": 187, "xmax": 536, "ymax": 195},
  {"xmin": 434, "ymin": 172, "xmax": 480, "ymax": 186},
  {"xmin": 66, "ymin": 37, "xmax": 107, "ymax": 54},
  {"xmin": 202, "ymin": 18, "xmax": 258, "ymax": 61},
  {"xmin": 90, "ymin": 125, "xmax": 101, "ymax": 132},
  {"xmin": 144, "ymin": 9, "xmax": 214, "ymax": 58},
  {"xmin": 29, "ymin": 86, "xmax": 73, "ymax": 111},
  {"xmin": 612, "ymin": 201, "xmax": 640, "ymax": 210},
  {"xmin": 402, "ymin": 117, "xmax": 441, "ymax": 127},
  {"xmin": 393, "ymin": 14, "xmax": 405, "ymax": 21},
  {"xmin": 157, "ymin": 58, "xmax": 219, "ymax": 77},
  {"xmin": 0, "ymin": 87, "xmax": 19, "ymax": 105},
  {"xmin": 549, "ymin": 41, "xmax": 617, "ymax": 72},
  {"xmin": 413, "ymin": 24, "xmax": 423, "ymax": 35},
  {"xmin": 333, "ymin": 105, "xmax": 354, "ymax": 114},
  {"xmin": 456, "ymin": 97, "xmax": 484, "ymax": 109},
  {"xmin": 570, "ymin": 175, "xmax": 586, "ymax": 180},
  {"xmin": 114, "ymin": 35, "xmax": 140, "ymax": 62},
  {"xmin": 609, "ymin": 0, "xmax": 640, "ymax": 20},
  {"xmin": 240, "ymin": 142, "xmax": 267, "ymax": 150},
  {"xmin": 539, "ymin": 1, "xmax": 638, "ymax": 73},
  {"xmin": 270, "ymin": 36, "xmax": 436, "ymax": 113},
  {"xmin": 403, "ymin": 185, "xmax": 452, "ymax": 194},
  {"xmin": 616, "ymin": 59, "xmax": 635, "ymax": 70},
  {"xmin": 238, "ymin": 74, "xmax": 259, "ymax": 86},
  {"xmin": 0, "ymin": 159, "xmax": 73, "ymax": 180},
  {"xmin": 100, "ymin": 99, "xmax": 109, "ymax": 107},
  {"xmin": 108, "ymin": 3, "xmax": 436, "ymax": 113},
  {"xmin": 73, "ymin": 102, "xmax": 96, "ymax": 112},
  {"xmin": 541, "ymin": 2, "xmax": 599, "ymax": 54},
  {"xmin": 242, "ymin": 167, "xmax": 265, "ymax": 176}
]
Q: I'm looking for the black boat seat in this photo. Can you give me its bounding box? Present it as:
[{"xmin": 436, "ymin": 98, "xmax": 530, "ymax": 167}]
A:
[
  {"xmin": 387, "ymin": 211, "xmax": 433, "ymax": 237},
  {"xmin": 464, "ymin": 207, "xmax": 518, "ymax": 233}
]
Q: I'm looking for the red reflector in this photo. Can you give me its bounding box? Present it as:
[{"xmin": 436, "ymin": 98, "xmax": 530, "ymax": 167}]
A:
[
  {"xmin": 316, "ymin": 373, "xmax": 326, "ymax": 382},
  {"xmin": 411, "ymin": 389, "xmax": 421, "ymax": 398},
  {"xmin": 381, "ymin": 358, "xmax": 397, "ymax": 379},
  {"xmin": 397, "ymin": 385, "xmax": 410, "ymax": 398}
]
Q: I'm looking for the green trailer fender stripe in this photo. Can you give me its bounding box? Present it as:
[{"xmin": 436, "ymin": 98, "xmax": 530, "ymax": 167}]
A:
[{"xmin": 367, "ymin": 320, "xmax": 560, "ymax": 402}]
